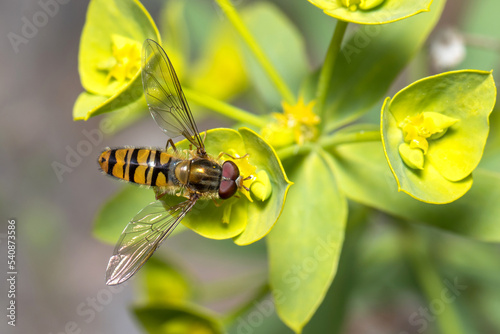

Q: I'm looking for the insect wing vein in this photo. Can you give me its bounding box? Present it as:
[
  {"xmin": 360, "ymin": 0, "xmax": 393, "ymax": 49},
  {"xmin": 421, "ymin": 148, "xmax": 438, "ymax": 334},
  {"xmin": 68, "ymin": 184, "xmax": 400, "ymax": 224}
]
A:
[
  {"xmin": 141, "ymin": 39, "xmax": 204, "ymax": 151},
  {"xmin": 105, "ymin": 198, "xmax": 196, "ymax": 285}
]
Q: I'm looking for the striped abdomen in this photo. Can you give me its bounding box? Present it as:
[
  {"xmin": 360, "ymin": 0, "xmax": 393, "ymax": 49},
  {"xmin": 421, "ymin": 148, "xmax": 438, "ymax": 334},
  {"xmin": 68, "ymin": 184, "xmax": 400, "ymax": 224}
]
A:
[
  {"xmin": 98, "ymin": 148, "xmax": 177, "ymax": 187},
  {"xmin": 98, "ymin": 148, "xmax": 223, "ymax": 193}
]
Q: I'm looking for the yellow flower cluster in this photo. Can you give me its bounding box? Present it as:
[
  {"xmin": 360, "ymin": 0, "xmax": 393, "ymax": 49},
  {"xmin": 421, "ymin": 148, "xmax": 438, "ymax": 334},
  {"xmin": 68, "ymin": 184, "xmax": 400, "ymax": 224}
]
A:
[
  {"xmin": 341, "ymin": 0, "xmax": 385, "ymax": 11},
  {"xmin": 398, "ymin": 111, "xmax": 458, "ymax": 169},
  {"xmin": 98, "ymin": 35, "xmax": 141, "ymax": 86},
  {"xmin": 263, "ymin": 97, "xmax": 320, "ymax": 148}
]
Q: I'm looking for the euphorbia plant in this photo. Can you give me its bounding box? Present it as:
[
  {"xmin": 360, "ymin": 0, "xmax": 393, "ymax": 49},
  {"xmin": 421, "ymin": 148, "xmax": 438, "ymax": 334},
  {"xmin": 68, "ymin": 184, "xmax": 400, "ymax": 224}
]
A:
[{"xmin": 75, "ymin": 0, "xmax": 498, "ymax": 333}]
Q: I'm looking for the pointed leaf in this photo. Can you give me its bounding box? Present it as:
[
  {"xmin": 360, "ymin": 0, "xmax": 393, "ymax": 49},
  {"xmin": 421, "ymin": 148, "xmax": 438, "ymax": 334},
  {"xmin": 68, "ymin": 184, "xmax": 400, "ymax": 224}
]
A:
[
  {"xmin": 94, "ymin": 185, "xmax": 155, "ymax": 244},
  {"xmin": 267, "ymin": 150, "xmax": 347, "ymax": 333}
]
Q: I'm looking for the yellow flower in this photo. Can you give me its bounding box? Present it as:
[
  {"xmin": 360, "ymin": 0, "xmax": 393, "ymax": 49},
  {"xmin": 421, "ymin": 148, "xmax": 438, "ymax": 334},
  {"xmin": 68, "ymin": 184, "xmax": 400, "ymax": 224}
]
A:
[
  {"xmin": 341, "ymin": 0, "xmax": 385, "ymax": 11},
  {"xmin": 398, "ymin": 111, "xmax": 458, "ymax": 169},
  {"xmin": 250, "ymin": 170, "xmax": 273, "ymax": 202},
  {"xmin": 262, "ymin": 96, "xmax": 320, "ymax": 148},
  {"xmin": 98, "ymin": 35, "xmax": 141, "ymax": 86},
  {"xmin": 223, "ymin": 149, "xmax": 257, "ymax": 202}
]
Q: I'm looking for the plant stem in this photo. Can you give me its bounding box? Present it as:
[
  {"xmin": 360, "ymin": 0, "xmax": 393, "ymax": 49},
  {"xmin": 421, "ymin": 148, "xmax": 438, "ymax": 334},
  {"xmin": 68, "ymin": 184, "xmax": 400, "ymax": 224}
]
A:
[
  {"xmin": 320, "ymin": 129, "xmax": 381, "ymax": 148},
  {"xmin": 223, "ymin": 283, "xmax": 270, "ymax": 325},
  {"xmin": 184, "ymin": 88, "xmax": 267, "ymax": 128},
  {"xmin": 316, "ymin": 20, "xmax": 348, "ymax": 129},
  {"xmin": 277, "ymin": 130, "xmax": 380, "ymax": 161},
  {"xmin": 215, "ymin": 0, "xmax": 295, "ymax": 105},
  {"xmin": 401, "ymin": 225, "xmax": 466, "ymax": 334}
]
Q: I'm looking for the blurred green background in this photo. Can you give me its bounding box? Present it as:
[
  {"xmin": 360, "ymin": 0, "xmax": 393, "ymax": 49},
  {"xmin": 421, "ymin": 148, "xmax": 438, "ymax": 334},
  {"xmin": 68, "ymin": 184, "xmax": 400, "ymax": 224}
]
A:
[{"xmin": 1, "ymin": 0, "xmax": 499, "ymax": 333}]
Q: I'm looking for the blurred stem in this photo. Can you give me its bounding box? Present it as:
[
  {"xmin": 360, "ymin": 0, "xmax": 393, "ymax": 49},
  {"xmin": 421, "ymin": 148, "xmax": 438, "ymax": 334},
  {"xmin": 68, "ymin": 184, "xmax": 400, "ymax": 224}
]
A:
[
  {"xmin": 464, "ymin": 33, "xmax": 500, "ymax": 52},
  {"xmin": 215, "ymin": 0, "xmax": 296, "ymax": 105},
  {"xmin": 198, "ymin": 270, "xmax": 267, "ymax": 303},
  {"xmin": 184, "ymin": 88, "xmax": 267, "ymax": 128},
  {"xmin": 316, "ymin": 20, "xmax": 348, "ymax": 130},
  {"xmin": 277, "ymin": 130, "xmax": 380, "ymax": 161},
  {"xmin": 401, "ymin": 224, "xmax": 466, "ymax": 334},
  {"xmin": 222, "ymin": 283, "xmax": 270, "ymax": 325},
  {"xmin": 409, "ymin": 47, "xmax": 428, "ymax": 83}
]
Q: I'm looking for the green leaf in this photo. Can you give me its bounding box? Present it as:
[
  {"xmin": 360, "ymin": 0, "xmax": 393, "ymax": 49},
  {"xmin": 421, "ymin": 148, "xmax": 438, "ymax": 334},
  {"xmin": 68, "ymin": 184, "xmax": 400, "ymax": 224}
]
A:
[
  {"xmin": 330, "ymin": 140, "xmax": 500, "ymax": 242},
  {"xmin": 308, "ymin": 0, "xmax": 433, "ymax": 24},
  {"xmin": 134, "ymin": 304, "xmax": 224, "ymax": 334},
  {"xmin": 93, "ymin": 185, "xmax": 188, "ymax": 245},
  {"xmin": 140, "ymin": 257, "xmax": 192, "ymax": 306},
  {"xmin": 93, "ymin": 185, "xmax": 154, "ymax": 244},
  {"xmin": 322, "ymin": 0, "xmax": 445, "ymax": 130},
  {"xmin": 173, "ymin": 128, "xmax": 291, "ymax": 243},
  {"xmin": 381, "ymin": 70, "xmax": 496, "ymax": 203},
  {"xmin": 241, "ymin": 2, "xmax": 308, "ymax": 107},
  {"xmin": 267, "ymin": 150, "xmax": 347, "ymax": 333},
  {"xmin": 73, "ymin": 91, "xmax": 148, "ymax": 121},
  {"xmin": 76, "ymin": 0, "xmax": 160, "ymax": 120},
  {"xmin": 73, "ymin": 92, "xmax": 107, "ymax": 120}
]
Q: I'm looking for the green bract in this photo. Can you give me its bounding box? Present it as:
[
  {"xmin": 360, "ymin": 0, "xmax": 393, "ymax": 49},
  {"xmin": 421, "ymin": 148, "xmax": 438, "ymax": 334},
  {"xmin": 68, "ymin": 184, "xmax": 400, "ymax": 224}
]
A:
[
  {"xmin": 168, "ymin": 128, "xmax": 291, "ymax": 245},
  {"xmin": 134, "ymin": 305, "xmax": 224, "ymax": 334},
  {"xmin": 308, "ymin": 0, "xmax": 433, "ymax": 24},
  {"xmin": 267, "ymin": 150, "xmax": 347, "ymax": 333},
  {"xmin": 140, "ymin": 257, "xmax": 192, "ymax": 306},
  {"xmin": 73, "ymin": 0, "xmax": 160, "ymax": 121},
  {"xmin": 381, "ymin": 70, "xmax": 496, "ymax": 203}
]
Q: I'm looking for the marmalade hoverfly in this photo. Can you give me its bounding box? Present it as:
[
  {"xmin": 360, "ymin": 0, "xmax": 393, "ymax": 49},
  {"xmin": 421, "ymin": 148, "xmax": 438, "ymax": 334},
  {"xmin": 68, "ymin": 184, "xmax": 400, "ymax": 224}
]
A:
[{"xmin": 98, "ymin": 39, "xmax": 249, "ymax": 285}]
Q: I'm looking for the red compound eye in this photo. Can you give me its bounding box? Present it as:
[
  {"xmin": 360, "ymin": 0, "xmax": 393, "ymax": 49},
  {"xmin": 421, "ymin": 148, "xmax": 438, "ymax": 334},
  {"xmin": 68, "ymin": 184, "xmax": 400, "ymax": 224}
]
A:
[
  {"xmin": 222, "ymin": 160, "xmax": 239, "ymax": 181},
  {"xmin": 219, "ymin": 180, "xmax": 237, "ymax": 199},
  {"xmin": 219, "ymin": 161, "xmax": 240, "ymax": 199}
]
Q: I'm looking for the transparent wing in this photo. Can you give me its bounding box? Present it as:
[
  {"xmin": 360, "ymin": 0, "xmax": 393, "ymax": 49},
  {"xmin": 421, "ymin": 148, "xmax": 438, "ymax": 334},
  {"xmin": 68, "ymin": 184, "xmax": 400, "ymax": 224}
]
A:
[
  {"xmin": 105, "ymin": 197, "xmax": 197, "ymax": 285},
  {"xmin": 141, "ymin": 39, "xmax": 204, "ymax": 151}
]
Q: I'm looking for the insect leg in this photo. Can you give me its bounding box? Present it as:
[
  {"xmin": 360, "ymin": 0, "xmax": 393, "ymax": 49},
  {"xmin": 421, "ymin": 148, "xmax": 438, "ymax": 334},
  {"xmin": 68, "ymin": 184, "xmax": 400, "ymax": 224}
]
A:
[
  {"xmin": 165, "ymin": 139, "xmax": 177, "ymax": 152},
  {"xmin": 217, "ymin": 152, "xmax": 249, "ymax": 160},
  {"xmin": 154, "ymin": 187, "xmax": 169, "ymax": 200}
]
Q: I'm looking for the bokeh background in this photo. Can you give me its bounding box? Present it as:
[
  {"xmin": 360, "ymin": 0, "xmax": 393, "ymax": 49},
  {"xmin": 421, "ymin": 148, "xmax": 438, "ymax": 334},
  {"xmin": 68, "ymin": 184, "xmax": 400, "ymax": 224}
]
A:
[{"xmin": 1, "ymin": 0, "xmax": 499, "ymax": 333}]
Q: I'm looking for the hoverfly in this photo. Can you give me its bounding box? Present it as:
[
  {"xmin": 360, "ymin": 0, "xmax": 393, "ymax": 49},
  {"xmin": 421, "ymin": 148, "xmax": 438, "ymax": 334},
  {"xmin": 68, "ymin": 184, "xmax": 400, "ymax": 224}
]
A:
[{"xmin": 98, "ymin": 39, "xmax": 249, "ymax": 285}]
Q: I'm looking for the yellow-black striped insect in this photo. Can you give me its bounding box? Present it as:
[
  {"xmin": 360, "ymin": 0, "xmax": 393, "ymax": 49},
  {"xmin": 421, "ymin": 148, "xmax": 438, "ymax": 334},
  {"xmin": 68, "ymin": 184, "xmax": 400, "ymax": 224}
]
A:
[{"xmin": 98, "ymin": 39, "xmax": 248, "ymax": 285}]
